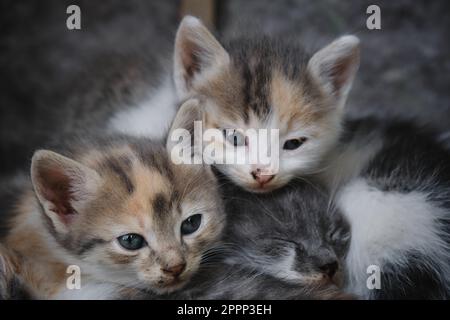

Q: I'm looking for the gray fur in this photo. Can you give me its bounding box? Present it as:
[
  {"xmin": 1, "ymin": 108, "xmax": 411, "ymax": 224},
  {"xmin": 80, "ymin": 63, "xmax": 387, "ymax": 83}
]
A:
[
  {"xmin": 219, "ymin": 179, "xmax": 350, "ymax": 279},
  {"xmin": 173, "ymin": 264, "xmax": 350, "ymax": 300}
]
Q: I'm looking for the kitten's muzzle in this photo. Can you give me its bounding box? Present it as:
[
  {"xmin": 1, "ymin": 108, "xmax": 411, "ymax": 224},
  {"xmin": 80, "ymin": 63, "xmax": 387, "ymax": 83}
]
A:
[{"xmin": 251, "ymin": 169, "xmax": 275, "ymax": 185}]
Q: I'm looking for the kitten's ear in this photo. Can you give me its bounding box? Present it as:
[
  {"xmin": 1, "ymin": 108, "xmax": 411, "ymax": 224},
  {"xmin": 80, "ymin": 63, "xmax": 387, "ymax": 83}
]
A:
[
  {"xmin": 166, "ymin": 99, "xmax": 204, "ymax": 153},
  {"xmin": 166, "ymin": 99, "xmax": 205, "ymax": 163},
  {"xmin": 307, "ymin": 35, "xmax": 360, "ymax": 109},
  {"xmin": 31, "ymin": 150, "xmax": 102, "ymax": 234},
  {"xmin": 174, "ymin": 16, "xmax": 230, "ymax": 98}
]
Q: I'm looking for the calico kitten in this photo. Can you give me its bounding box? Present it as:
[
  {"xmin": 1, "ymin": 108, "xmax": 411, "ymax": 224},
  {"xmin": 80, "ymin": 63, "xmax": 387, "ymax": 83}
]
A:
[
  {"xmin": 163, "ymin": 16, "xmax": 360, "ymax": 192},
  {"xmin": 0, "ymin": 134, "xmax": 224, "ymax": 299},
  {"xmin": 172, "ymin": 177, "xmax": 352, "ymax": 299},
  {"xmin": 330, "ymin": 118, "xmax": 450, "ymax": 299}
]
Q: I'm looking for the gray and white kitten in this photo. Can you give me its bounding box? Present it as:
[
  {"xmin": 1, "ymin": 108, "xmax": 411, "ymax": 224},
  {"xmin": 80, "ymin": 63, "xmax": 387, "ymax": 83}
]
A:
[{"xmin": 327, "ymin": 118, "xmax": 450, "ymax": 299}]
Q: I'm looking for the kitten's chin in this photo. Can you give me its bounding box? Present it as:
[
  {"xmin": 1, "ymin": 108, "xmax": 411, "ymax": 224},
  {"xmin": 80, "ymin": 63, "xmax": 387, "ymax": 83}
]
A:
[{"xmin": 244, "ymin": 185, "xmax": 277, "ymax": 193}]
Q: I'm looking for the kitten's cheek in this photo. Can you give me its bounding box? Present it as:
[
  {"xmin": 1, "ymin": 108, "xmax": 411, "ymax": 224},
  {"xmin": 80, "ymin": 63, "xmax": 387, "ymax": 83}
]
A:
[{"xmin": 139, "ymin": 264, "xmax": 160, "ymax": 280}]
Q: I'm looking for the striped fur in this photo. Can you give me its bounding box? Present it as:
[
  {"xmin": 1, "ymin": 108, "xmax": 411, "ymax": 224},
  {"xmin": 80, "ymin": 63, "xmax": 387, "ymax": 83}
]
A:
[{"xmin": 1, "ymin": 136, "xmax": 224, "ymax": 299}]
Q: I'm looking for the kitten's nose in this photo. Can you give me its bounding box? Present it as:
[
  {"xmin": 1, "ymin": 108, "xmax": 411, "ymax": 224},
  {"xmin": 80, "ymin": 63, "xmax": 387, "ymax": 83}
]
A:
[
  {"xmin": 320, "ymin": 261, "xmax": 339, "ymax": 278},
  {"xmin": 161, "ymin": 262, "xmax": 186, "ymax": 277},
  {"xmin": 251, "ymin": 169, "xmax": 275, "ymax": 185}
]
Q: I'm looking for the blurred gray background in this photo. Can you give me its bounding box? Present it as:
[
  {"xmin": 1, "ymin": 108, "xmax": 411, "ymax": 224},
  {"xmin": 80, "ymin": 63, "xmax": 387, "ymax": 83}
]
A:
[{"xmin": 1, "ymin": 0, "xmax": 449, "ymax": 175}]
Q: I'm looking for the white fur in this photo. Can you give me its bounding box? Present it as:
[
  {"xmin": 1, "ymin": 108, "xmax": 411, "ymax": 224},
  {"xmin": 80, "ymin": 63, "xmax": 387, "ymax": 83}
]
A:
[
  {"xmin": 337, "ymin": 178, "xmax": 449, "ymax": 297},
  {"xmin": 108, "ymin": 78, "xmax": 178, "ymax": 139}
]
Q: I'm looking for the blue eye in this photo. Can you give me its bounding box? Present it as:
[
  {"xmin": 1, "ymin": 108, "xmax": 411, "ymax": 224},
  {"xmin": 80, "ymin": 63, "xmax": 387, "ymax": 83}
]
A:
[
  {"xmin": 181, "ymin": 214, "xmax": 202, "ymax": 236},
  {"xmin": 117, "ymin": 233, "xmax": 146, "ymax": 250}
]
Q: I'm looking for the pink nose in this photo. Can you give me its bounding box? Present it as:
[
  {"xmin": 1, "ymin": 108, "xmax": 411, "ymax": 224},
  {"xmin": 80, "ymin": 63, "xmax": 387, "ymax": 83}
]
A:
[
  {"xmin": 161, "ymin": 263, "xmax": 186, "ymax": 277},
  {"xmin": 251, "ymin": 169, "xmax": 275, "ymax": 185}
]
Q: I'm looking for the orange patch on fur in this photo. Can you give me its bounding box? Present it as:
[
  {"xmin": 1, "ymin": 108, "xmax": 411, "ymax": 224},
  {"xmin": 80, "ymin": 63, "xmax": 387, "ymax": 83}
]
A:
[
  {"xmin": 122, "ymin": 165, "xmax": 172, "ymax": 222},
  {"xmin": 270, "ymin": 71, "xmax": 321, "ymax": 131}
]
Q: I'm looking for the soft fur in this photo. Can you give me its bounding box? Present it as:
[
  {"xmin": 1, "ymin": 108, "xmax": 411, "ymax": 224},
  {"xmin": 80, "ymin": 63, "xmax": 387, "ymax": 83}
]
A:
[
  {"xmin": 328, "ymin": 119, "xmax": 450, "ymax": 299},
  {"xmin": 0, "ymin": 134, "xmax": 224, "ymax": 299},
  {"xmin": 136, "ymin": 16, "xmax": 361, "ymax": 193},
  {"xmin": 175, "ymin": 263, "xmax": 352, "ymax": 300},
  {"xmin": 170, "ymin": 177, "xmax": 353, "ymax": 299}
]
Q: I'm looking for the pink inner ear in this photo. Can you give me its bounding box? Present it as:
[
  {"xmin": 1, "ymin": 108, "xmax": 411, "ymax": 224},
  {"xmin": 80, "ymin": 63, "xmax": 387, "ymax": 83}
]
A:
[
  {"xmin": 329, "ymin": 51, "xmax": 359, "ymax": 93},
  {"xmin": 38, "ymin": 166, "xmax": 77, "ymax": 224},
  {"xmin": 180, "ymin": 39, "xmax": 202, "ymax": 87}
]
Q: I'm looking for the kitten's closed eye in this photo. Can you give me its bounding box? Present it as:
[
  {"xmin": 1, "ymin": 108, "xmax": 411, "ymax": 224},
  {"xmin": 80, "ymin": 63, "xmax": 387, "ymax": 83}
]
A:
[
  {"xmin": 271, "ymin": 237, "xmax": 306, "ymax": 254},
  {"xmin": 283, "ymin": 137, "xmax": 308, "ymax": 150}
]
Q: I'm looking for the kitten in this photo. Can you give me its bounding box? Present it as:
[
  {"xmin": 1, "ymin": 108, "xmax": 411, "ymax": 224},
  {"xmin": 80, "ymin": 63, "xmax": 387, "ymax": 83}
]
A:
[
  {"xmin": 172, "ymin": 177, "xmax": 352, "ymax": 300},
  {"xmin": 0, "ymin": 134, "xmax": 224, "ymax": 299},
  {"xmin": 221, "ymin": 178, "xmax": 350, "ymax": 285},
  {"xmin": 164, "ymin": 16, "xmax": 359, "ymax": 193},
  {"xmin": 330, "ymin": 118, "xmax": 450, "ymax": 299}
]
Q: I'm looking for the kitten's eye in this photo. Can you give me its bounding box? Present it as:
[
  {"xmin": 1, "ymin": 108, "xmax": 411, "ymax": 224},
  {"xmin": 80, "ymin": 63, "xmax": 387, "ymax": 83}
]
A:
[
  {"xmin": 117, "ymin": 233, "xmax": 146, "ymax": 250},
  {"xmin": 283, "ymin": 137, "xmax": 307, "ymax": 150},
  {"xmin": 181, "ymin": 214, "xmax": 202, "ymax": 236},
  {"xmin": 224, "ymin": 129, "xmax": 246, "ymax": 147}
]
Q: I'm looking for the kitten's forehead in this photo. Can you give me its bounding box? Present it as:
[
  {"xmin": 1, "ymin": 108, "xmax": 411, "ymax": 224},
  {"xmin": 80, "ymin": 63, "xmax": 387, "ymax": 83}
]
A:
[
  {"xmin": 81, "ymin": 143, "xmax": 182, "ymax": 227},
  {"xmin": 270, "ymin": 71, "xmax": 325, "ymax": 132},
  {"xmin": 198, "ymin": 39, "xmax": 327, "ymax": 134}
]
